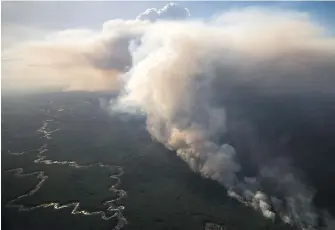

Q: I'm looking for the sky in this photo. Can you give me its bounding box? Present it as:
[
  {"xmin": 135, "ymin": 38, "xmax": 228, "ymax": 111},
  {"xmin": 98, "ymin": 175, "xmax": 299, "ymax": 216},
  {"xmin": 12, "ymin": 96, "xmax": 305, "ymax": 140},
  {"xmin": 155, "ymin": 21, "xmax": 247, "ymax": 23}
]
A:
[
  {"xmin": 2, "ymin": 1, "xmax": 335, "ymax": 52},
  {"xmin": 2, "ymin": 1, "xmax": 335, "ymax": 30}
]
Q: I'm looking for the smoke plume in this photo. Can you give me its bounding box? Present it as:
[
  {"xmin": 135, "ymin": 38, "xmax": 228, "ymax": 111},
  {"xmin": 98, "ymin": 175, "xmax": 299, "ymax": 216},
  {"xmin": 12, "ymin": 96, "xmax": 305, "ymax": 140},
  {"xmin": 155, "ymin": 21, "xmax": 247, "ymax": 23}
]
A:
[
  {"xmin": 113, "ymin": 5, "xmax": 335, "ymax": 230},
  {"xmin": 2, "ymin": 3, "xmax": 335, "ymax": 229}
]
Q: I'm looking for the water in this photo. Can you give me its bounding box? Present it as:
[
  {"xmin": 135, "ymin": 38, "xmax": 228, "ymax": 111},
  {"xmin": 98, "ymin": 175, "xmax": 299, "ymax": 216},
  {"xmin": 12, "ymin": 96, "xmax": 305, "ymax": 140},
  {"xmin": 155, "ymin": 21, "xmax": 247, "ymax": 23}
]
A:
[{"xmin": 2, "ymin": 92, "xmax": 295, "ymax": 230}]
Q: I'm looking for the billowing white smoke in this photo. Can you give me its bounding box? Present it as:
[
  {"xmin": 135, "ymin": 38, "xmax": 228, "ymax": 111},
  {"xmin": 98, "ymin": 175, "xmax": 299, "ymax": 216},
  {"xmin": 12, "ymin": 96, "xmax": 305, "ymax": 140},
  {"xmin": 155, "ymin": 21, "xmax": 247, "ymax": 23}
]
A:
[
  {"xmin": 3, "ymin": 3, "xmax": 335, "ymax": 229},
  {"xmin": 113, "ymin": 5, "xmax": 335, "ymax": 230}
]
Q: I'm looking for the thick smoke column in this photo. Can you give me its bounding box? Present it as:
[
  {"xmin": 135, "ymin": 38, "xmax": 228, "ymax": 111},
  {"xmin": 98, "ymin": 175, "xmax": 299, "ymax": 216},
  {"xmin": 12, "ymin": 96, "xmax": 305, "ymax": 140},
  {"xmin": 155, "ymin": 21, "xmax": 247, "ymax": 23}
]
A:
[
  {"xmin": 2, "ymin": 3, "xmax": 335, "ymax": 229},
  {"xmin": 113, "ymin": 5, "xmax": 335, "ymax": 230}
]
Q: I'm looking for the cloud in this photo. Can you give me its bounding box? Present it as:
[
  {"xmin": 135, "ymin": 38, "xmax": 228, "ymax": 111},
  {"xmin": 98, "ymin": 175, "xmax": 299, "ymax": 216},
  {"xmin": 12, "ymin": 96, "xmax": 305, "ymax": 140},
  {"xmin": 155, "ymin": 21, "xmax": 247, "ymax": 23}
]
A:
[{"xmin": 136, "ymin": 2, "xmax": 190, "ymax": 22}]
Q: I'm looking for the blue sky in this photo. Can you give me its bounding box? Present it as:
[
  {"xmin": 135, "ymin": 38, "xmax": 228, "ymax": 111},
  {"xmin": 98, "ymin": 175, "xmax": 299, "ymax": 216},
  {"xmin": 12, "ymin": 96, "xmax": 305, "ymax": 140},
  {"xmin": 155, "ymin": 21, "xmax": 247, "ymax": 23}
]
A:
[{"xmin": 2, "ymin": 1, "xmax": 335, "ymax": 31}]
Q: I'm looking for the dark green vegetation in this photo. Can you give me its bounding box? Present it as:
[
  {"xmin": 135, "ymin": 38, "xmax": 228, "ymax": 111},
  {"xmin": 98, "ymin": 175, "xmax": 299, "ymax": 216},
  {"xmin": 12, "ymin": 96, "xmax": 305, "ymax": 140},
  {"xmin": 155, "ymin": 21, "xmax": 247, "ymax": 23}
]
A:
[{"xmin": 2, "ymin": 92, "xmax": 304, "ymax": 230}]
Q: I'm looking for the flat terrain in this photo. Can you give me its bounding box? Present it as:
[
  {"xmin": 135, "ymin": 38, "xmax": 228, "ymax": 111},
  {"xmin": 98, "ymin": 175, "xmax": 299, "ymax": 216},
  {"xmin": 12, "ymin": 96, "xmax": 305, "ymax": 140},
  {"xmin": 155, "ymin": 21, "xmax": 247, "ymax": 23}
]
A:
[{"xmin": 4, "ymin": 91, "xmax": 330, "ymax": 230}]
